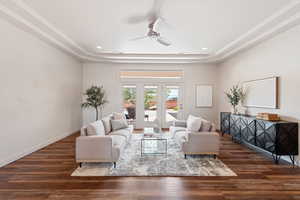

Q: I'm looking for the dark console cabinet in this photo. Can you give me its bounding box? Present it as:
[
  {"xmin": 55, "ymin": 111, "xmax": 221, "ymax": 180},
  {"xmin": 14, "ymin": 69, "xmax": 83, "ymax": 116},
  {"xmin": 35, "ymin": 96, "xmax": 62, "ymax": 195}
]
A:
[
  {"xmin": 220, "ymin": 112, "xmax": 298, "ymax": 165},
  {"xmin": 220, "ymin": 112, "xmax": 231, "ymax": 135}
]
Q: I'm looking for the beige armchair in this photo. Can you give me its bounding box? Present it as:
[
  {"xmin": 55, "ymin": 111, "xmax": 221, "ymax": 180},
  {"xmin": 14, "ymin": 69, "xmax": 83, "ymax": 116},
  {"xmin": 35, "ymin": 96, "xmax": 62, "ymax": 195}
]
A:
[
  {"xmin": 182, "ymin": 132, "xmax": 220, "ymax": 158},
  {"xmin": 170, "ymin": 117, "xmax": 220, "ymax": 158}
]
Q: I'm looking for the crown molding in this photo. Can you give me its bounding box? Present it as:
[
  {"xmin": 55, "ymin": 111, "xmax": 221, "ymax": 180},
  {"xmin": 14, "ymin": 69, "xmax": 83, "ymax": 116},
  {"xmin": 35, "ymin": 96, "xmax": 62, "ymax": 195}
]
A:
[
  {"xmin": 214, "ymin": 1, "xmax": 300, "ymax": 62},
  {"xmin": 0, "ymin": 0, "xmax": 300, "ymax": 64}
]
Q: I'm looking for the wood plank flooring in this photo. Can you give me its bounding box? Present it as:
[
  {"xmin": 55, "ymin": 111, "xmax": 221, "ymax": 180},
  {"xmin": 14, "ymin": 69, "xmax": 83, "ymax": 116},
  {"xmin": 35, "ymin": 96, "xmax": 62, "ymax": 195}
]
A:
[{"xmin": 1, "ymin": 132, "xmax": 300, "ymax": 200}]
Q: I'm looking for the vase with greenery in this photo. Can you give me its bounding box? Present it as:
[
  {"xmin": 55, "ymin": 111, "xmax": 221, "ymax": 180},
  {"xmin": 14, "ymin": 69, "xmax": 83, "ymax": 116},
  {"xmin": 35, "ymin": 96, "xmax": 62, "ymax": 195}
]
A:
[
  {"xmin": 225, "ymin": 84, "xmax": 245, "ymax": 114},
  {"xmin": 82, "ymin": 86, "xmax": 108, "ymax": 121}
]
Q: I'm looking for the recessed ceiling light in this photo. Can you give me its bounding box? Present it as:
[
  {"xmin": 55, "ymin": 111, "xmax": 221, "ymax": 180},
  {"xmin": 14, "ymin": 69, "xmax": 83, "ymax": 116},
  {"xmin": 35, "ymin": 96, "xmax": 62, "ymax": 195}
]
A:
[
  {"xmin": 96, "ymin": 46, "xmax": 102, "ymax": 49},
  {"xmin": 201, "ymin": 47, "xmax": 208, "ymax": 50}
]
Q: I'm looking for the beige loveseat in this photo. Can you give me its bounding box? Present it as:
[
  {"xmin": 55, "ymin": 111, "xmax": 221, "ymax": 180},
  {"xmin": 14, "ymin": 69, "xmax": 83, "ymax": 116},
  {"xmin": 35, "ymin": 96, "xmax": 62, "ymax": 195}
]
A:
[
  {"xmin": 76, "ymin": 115, "xmax": 133, "ymax": 168},
  {"xmin": 170, "ymin": 116, "xmax": 220, "ymax": 158}
]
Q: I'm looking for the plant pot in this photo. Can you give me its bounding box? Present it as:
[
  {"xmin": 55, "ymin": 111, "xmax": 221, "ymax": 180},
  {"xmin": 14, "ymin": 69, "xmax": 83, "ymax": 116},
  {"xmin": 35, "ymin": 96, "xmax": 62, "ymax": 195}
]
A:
[{"xmin": 231, "ymin": 107, "xmax": 238, "ymax": 115}]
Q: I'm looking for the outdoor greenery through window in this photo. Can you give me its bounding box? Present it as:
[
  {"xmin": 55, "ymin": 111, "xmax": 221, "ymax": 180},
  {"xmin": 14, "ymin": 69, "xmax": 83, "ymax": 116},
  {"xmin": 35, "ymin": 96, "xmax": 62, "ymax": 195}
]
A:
[
  {"xmin": 144, "ymin": 86, "xmax": 158, "ymax": 122},
  {"xmin": 122, "ymin": 85, "xmax": 136, "ymax": 120}
]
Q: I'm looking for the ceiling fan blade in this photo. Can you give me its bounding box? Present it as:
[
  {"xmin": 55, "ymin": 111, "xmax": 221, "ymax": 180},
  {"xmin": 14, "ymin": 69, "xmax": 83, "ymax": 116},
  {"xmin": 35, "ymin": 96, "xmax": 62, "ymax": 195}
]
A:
[
  {"xmin": 129, "ymin": 36, "xmax": 148, "ymax": 41},
  {"xmin": 158, "ymin": 17, "xmax": 173, "ymax": 29},
  {"xmin": 151, "ymin": 0, "xmax": 164, "ymax": 16},
  {"xmin": 147, "ymin": 0, "xmax": 164, "ymax": 23},
  {"xmin": 126, "ymin": 0, "xmax": 165, "ymax": 23},
  {"xmin": 156, "ymin": 36, "xmax": 171, "ymax": 46},
  {"xmin": 126, "ymin": 15, "xmax": 148, "ymax": 24}
]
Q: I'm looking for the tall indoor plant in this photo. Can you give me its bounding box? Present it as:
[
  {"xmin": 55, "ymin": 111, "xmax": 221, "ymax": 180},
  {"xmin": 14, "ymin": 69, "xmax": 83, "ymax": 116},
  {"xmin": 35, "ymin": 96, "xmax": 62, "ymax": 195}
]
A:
[
  {"xmin": 82, "ymin": 86, "xmax": 108, "ymax": 121},
  {"xmin": 225, "ymin": 84, "xmax": 245, "ymax": 114}
]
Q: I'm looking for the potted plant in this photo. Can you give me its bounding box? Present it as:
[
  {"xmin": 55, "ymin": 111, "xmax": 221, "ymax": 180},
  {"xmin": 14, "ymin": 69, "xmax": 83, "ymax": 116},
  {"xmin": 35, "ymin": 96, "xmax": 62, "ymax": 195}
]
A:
[
  {"xmin": 82, "ymin": 86, "xmax": 108, "ymax": 121},
  {"xmin": 225, "ymin": 84, "xmax": 245, "ymax": 114}
]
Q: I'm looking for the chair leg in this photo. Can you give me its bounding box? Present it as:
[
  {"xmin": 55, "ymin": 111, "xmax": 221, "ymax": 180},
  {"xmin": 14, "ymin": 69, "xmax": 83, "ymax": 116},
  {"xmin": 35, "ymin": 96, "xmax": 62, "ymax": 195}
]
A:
[
  {"xmin": 184, "ymin": 154, "xmax": 187, "ymax": 159},
  {"xmin": 214, "ymin": 155, "xmax": 217, "ymax": 159},
  {"xmin": 79, "ymin": 162, "xmax": 82, "ymax": 168},
  {"xmin": 113, "ymin": 162, "xmax": 116, "ymax": 168}
]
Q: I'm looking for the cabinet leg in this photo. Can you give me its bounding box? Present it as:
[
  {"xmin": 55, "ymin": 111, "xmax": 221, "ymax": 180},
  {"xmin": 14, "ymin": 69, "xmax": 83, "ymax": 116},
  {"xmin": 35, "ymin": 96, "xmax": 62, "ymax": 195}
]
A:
[
  {"xmin": 289, "ymin": 155, "xmax": 296, "ymax": 167},
  {"xmin": 272, "ymin": 154, "xmax": 281, "ymax": 165}
]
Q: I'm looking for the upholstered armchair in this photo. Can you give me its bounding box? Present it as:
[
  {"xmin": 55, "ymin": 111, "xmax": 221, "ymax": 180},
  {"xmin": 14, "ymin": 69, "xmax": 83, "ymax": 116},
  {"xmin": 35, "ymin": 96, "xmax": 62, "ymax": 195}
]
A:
[{"xmin": 170, "ymin": 117, "xmax": 220, "ymax": 158}]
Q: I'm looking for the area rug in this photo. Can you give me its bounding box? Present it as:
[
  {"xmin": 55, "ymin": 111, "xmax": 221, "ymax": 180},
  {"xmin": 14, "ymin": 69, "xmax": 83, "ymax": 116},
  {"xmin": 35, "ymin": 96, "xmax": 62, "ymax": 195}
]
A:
[{"xmin": 72, "ymin": 134, "xmax": 236, "ymax": 176}]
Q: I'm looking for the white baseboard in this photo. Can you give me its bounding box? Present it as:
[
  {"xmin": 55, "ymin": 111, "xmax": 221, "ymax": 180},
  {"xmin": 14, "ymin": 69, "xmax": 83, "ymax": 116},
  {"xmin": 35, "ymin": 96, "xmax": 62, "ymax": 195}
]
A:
[{"xmin": 0, "ymin": 130, "xmax": 78, "ymax": 168}]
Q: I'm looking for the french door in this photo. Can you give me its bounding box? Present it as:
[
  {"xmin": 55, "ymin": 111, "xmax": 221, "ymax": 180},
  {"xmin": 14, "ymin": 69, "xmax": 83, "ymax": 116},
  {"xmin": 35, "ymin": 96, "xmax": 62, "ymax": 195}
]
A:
[
  {"xmin": 141, "ymin": 84, "xmax": 184, "ymax": 128},
  {"xmin": 122, "ymin": 83, "xmax": 183, "ymax": 129}
]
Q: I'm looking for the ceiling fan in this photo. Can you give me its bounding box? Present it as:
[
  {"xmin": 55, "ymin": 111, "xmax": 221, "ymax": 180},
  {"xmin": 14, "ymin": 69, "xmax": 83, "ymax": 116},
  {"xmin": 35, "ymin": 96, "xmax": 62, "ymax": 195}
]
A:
[{"xmin": 127, "ymin": 0, "xmax": 172, "ymax": 46}]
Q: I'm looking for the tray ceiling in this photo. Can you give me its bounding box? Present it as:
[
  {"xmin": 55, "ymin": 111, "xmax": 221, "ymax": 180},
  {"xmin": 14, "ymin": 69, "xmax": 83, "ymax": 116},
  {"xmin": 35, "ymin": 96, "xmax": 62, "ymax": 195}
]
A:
[{"xmin": 1, "ymin": 0, "xmax": 300, "ymax": 63}]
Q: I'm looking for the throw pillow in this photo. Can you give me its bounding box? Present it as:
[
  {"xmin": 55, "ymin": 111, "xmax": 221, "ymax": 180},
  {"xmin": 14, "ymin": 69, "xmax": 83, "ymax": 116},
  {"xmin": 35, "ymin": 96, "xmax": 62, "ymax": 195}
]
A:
[
  {"xmin": 112, "ymin": 112, "xmax": 126, "ymax": 120},
  {"xmin": 111, "ymin": 119, "xmax": 129, "ymax": 131},
  {"xmin": 210, "ymin": 123, "xmax": 216, "ymax": 132},
  {"xmin": 199, "ymin": 118, "xmax": 212, "ymax": 132},
  {"xmin": 186, "ymin": 115, "xmax": 202, "ymax": 132},
  {"xmin": 86, "ymin": 120, "xmax": 105, "ymax": 136},
  {"xmin": 101, "ymin": 116, "xmax": 112, "ymax": 134}
]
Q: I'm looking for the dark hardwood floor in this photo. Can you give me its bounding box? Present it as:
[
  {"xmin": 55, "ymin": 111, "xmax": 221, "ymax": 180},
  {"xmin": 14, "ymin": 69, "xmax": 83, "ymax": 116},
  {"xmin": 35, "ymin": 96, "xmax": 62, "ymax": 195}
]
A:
[{"xmin": 1, "ymin": 132, "xmax": 300, "ymax": 200}]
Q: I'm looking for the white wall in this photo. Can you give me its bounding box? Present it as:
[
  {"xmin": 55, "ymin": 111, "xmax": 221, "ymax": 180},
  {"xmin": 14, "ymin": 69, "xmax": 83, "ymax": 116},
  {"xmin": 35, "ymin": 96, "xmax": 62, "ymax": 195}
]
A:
[
  {"xmin": 217, "ymin": 24, "xmax": 300, "ymax": 162},
  {"xmin": 82, "ymin": 63, "xmax": 218, "ymax": 127},
  {"xmin": 0, "ymin": 18, "xmax": 82, "ymax": 167}
]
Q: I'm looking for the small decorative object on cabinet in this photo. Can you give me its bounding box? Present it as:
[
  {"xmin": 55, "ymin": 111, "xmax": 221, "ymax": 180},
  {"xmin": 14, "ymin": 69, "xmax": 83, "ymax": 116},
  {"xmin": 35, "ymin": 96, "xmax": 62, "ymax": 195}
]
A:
[
  {"xmin": 224, "ymin": 84, "xmax": 245, "ymax": 114},
  {"xmin": 256, "ymin": 113, "xmax": 280, "ymax": 121},
  {"xmin": 220, "ymin": 112, "xmax": 298, "ymax": 165}
]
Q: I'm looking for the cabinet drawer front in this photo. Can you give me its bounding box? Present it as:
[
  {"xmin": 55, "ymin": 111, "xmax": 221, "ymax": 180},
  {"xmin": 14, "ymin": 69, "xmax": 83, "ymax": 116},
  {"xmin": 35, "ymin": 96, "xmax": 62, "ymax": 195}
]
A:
[
  {"xmin": 221, "ymin": 112, "xmax": 231, "ymax": 134},
  {"xmin": 256, "ymin": 120, "xmax": 276, "ymax": 153},
  {"xmin": 230, "ymin": 115, "xmax": 241, "ymax": 140},
  {"xmin": 241, "ymin": 117, "xmax": 256, "ymax": 145},
  {"xmin": 276, "ymin": 123, "xmax": 298, "ymax": 155}
]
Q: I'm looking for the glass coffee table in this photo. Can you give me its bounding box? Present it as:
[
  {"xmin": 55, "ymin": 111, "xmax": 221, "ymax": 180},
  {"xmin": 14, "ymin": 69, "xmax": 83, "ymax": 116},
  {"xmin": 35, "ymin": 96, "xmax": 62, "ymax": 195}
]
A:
[{"xmin": 141, "ymin": 133, "xmax": 167, "ymax": 156}]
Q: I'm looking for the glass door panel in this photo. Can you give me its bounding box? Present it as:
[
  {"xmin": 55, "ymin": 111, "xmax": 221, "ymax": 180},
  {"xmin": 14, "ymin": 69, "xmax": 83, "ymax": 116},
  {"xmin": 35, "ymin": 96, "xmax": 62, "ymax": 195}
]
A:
[
  {"xmin": 163, "ymin": 85, "xmax": 183, "ymax": 128},
  {"xmin": 144, "ymin": 85, "xmax": 158, "ymax": 123},
  {"xmin": 122, "ymin": 85, "xmax": 136, "ymax": 122},
  {"xmin": 165, "ymin": 86, "xmax": 179, "ymax": 123}
]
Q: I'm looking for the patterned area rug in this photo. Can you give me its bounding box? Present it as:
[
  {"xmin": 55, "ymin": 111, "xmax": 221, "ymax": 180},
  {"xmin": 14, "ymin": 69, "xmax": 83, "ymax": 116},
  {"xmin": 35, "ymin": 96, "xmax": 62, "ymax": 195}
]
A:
[{"xmin": 72, "ymin": 134, "xmax": 236, "ymax": 176}]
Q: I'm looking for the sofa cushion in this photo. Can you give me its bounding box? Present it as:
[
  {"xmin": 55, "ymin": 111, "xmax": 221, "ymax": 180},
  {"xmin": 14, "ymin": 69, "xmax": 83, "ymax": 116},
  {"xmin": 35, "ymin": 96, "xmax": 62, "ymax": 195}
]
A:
[
  {"xmin": 112, "ymin": 112, "xmax": 126, "ymax": 120},
  {"xmin": 186, "ymin": 115, "xmax": 202, "ymax": 132},
  {"xmin": 199, "ymin": 118, "xmax": 212, "ymax": 132},
  {"xmin": 86, "ymin": 120, "xmax": 105, "ymax": 136},
  {"xmin": 111, "ymin": 135, "xmax": 126, "ymax": 150},
  {"xmin": 211, "ymin": 123, "xmax": 216, "ymax": 132},
  {"xmin": 101, "ymin": 116, "xmax": 112, "ymax": 134},
  {"xmin": 174, "ymin": 131, "xmax": 188, "ymax": 146},
  {"xmin": 170, "ymin": 126, "xmax": 186, "ymax": 138},
  {"xmin": 173, "ymin": 120, "xmax": 187, "ymax": 128},
  {"xmin": 111, "ymin": 119, "xmax": 129, "ymax": 131},
  {"xmin": 110, "ymin": 126, "xmax": 132, "ymax": 142},
  {"xmin": 127, "ymin": 124, "xmax": 134, "ymax": 133}
]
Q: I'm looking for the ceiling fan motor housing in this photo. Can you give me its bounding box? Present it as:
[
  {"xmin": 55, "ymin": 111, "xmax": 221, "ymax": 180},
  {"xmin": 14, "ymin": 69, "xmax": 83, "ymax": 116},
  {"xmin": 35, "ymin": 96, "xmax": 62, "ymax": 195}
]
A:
[{"xmin": 147, "ymin": 30, "xmax": 160, "ymax": 38}]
